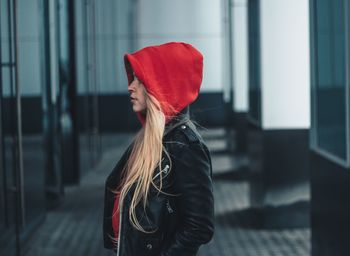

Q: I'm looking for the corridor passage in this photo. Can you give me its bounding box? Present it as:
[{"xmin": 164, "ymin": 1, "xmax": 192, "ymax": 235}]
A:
[{"xmin": 21, "ymin": 128, "xmax": 310, "ymax": 256}]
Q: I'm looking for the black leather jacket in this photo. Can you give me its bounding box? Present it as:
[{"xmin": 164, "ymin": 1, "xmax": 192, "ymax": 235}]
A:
[{"xmin": 103, "ymin": 108, "xmax": 214, "ymax": 255}]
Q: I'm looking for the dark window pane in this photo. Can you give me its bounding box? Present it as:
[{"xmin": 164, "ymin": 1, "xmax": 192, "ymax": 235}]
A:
[
  {"xmin": 315, "ymin": 0, "xmax": 347, "ymax": 160},
  {"xmin": 248, "ymin": 0, "xmax": 261, "ymax": 124}
]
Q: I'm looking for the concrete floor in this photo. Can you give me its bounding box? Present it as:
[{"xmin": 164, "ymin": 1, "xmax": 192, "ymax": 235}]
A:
[{"xmin": 23, "ymin": 128, "xmax": 310, "ymax": 256}]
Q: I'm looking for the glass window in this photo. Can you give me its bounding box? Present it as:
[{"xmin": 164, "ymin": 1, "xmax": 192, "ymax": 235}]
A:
[
  {"xmin": 312, "ymin": 0, "xmax": 348, "ymax": 161},
  {"xmin": 0, "ymin": 0, "xmax": 46, "ymax": 251}
]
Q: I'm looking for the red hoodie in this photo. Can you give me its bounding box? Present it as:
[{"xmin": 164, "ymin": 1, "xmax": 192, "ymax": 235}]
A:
[
  {"xmin": 112, "ymin": 42, "xmax": 204, "ymax": 241},
  {"xmin": 124, "ymin": 41, "xmax": 204, "ymax": 126}
]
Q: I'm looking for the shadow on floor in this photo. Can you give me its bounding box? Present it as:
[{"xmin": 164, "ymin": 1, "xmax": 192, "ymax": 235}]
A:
[
  {"xmin": 215, "ymin": 200, "xmax": 310, "ymax": 230},
  {"xmin": 213, "ymin": 166, "xmax": 252, "ymax": 182}
]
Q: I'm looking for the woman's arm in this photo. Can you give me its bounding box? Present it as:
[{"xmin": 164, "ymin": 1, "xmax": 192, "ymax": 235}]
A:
[{"xmin": 161, "ymin": 141, "xmax": 214, "ymax": 256}]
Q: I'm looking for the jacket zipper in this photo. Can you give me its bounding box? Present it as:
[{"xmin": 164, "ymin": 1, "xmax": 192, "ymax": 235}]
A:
[{"xmin": 153, "ymin": 164, "xmax": 170, "ymax": 180}]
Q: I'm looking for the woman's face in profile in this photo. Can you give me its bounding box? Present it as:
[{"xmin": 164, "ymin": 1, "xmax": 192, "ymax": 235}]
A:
[{"xmin": 128, "ymin": 74, "xmax": 147, "ymax": 113}]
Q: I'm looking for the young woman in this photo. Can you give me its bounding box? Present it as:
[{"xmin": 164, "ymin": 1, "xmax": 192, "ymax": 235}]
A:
[{"xmin": 103, "ymin": 42, "xmax": 214, "ymax": 256}]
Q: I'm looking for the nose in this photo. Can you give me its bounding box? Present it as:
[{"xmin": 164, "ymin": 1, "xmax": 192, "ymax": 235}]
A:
[{"xmin": 128, "ymin": 82, "xmax": 136, "ymax": 93}]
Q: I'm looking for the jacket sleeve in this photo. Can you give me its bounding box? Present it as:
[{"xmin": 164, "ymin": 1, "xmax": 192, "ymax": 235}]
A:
[{"xmin": 161, "ymin": 141, "xmax": 215, "ymax": 256}]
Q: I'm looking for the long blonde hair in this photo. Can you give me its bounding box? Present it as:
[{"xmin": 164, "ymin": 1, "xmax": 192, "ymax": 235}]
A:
[{"xmin": 110, "ymin": 86, "xmax": 179, "ymax": 244}]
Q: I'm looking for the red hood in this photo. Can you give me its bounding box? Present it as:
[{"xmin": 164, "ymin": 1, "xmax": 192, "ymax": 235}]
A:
[{"xmin": 124, "ymin": 42, "xmax": 203, "ymax": 126}]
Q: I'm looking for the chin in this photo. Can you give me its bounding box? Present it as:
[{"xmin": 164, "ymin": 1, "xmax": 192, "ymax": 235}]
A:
[
  {"xmin": 133, "ymin": 106, "xmax": 141, "ymax": 112},
  {"xmin": 133, "ymin": 105, "xmax": 144, "ymax": 112}
]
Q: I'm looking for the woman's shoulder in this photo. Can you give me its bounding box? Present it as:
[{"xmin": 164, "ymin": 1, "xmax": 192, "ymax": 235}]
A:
[{"xmin": 164, "ymin": 120, "xmax": 206, "ymax": 148}]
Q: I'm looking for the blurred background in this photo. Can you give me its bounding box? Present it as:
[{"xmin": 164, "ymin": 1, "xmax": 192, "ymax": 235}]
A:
[{"xmin": 0, "ymin": 0, "xmax": 348, "ymax": 255}]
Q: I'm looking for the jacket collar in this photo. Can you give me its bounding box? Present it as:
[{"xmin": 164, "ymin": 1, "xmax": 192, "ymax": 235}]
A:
[{"xmin": 164, "ymin": 106, "xmax": 190, "ymax": 137}]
